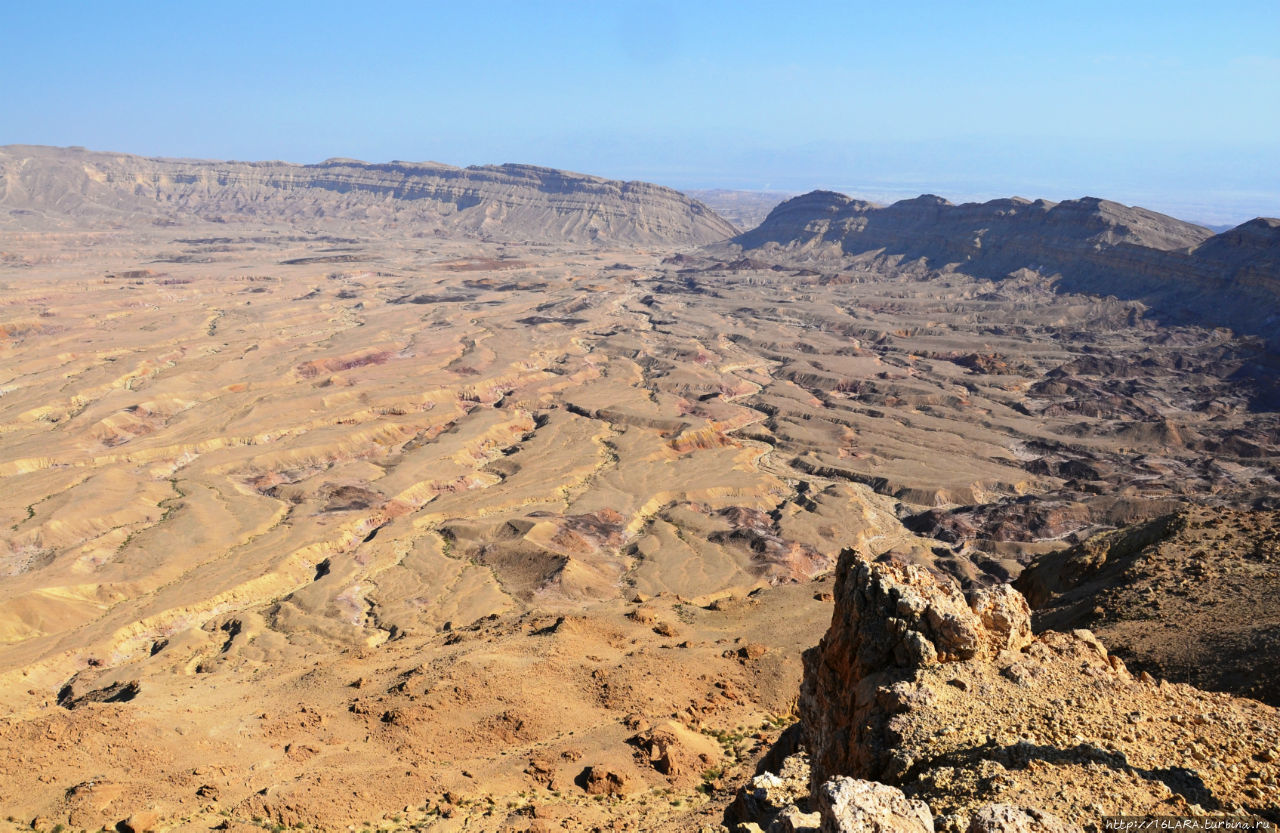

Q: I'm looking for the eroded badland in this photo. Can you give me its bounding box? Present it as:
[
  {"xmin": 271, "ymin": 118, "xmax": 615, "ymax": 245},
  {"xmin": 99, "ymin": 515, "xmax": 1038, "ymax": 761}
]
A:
[{"xmin": 0, "ymin": 148, "xmax": 1278, "ymax": 832}]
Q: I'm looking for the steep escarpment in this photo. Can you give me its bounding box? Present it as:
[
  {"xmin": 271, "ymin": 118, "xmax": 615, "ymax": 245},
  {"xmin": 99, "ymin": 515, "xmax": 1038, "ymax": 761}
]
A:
[
  {"xmin": 734, "ymin": 553, "xmax": 1279, "ymax": 831},
  {"xmin": 0, "ymin": 145, "xmax": 737, "ymax": 244},
  {"xmin": 733, "ymin": 191, "xmax": 1280, "ymax": 347},
  {"xmin": 3, "ymin": 177, "xmax": 1278, "ymax": 830}
]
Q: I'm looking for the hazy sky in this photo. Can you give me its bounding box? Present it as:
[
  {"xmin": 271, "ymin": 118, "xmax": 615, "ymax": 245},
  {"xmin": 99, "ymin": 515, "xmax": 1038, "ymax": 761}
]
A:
[{"xmin": 4, "ymin": 0, "xmax": 1278, "ymax": 223}]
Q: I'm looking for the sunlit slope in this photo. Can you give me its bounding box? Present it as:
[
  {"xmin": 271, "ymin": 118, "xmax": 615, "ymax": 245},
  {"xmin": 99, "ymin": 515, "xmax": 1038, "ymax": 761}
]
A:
[{"xmin": 0, "ymin": 236, "xmax": 873, "ymax": 687}]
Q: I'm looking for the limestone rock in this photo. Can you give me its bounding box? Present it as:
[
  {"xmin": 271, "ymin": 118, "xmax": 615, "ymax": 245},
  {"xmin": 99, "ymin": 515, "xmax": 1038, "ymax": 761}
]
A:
[
  {"xmin": 773, "ymin": 804, "xmax": 821, "ymax": 832},
  {"xmin": 966, "ymin": 583, "xmax": 1033, "ymax": 656},
  {"xmin": 628, "ymin": 719, "xmax": 721, "ymax": 786},
  {"xmin": 799, "ymin": 554, "xmax": 1032, "ymax": 788},
  {"xmin": 733, "ymin": 752, "xmax": 812, "ymax": 827},
  {"xmin": 580, "ymin": 766, "xmax": 631, "ymax": 796},
  {"xmin": 632, "ymin": 728, "xmax": 684, "ymax": 776},
  {"xmin": 966, "ymin": 804, "xmax": 1080, "ymax": 833},
  {"xmin": 117, "ymin": 810, "xmax": 162, "ymax": 833},
  {"xmin": 785, "ymin": 553, "xmax": 1280, "ymax": 823},
  {"xmin": 817, "ymin": 777, "xmax": 934, "ymax": 833}
]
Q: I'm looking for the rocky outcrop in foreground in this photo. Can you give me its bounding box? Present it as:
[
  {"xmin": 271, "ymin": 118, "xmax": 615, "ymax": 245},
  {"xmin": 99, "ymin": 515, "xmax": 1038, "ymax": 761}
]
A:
[
  {"xmin": 736, "ymin": 552, "xmax": 1279, "ymax": 831},
  {"xmin": 0, "ymin": 144, "xmax": 737, "ymax": 244},
  {"xmin": 733, "ymin": 191, "xmax": 1280, "ymax": 348},
  {"xmin": 799, "ymin": 558, "xmax": 1033, "ymax": 790}
]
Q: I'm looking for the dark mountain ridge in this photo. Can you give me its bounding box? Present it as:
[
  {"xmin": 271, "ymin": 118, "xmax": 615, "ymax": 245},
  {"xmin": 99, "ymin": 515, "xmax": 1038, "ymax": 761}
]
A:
[{"xmin": 734, "ymin": 190, "xmax": 1280, "ymax": 348}]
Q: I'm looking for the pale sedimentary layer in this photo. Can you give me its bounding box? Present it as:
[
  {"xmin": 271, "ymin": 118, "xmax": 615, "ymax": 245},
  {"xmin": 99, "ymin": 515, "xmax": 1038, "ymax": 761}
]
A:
[{"xmin": 0, "ymin": 145, "xmax": 738, "ymax": 245}]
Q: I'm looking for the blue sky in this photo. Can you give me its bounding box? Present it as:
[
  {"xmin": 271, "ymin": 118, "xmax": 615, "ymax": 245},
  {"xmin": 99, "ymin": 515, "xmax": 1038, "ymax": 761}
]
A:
[{"xmin": 3, "ymin": 0, "xmax": 1277, "ymax": 223}]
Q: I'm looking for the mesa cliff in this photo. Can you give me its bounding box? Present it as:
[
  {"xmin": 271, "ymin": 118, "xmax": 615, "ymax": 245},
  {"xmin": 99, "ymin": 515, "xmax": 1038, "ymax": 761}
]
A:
[
  {"xmin": 732, "ymin": 190, "xmax": 1280, "ymax": 348},
  {"xmin": 0, "ymin": 145, "xmax": 738, "ymax": 245}
]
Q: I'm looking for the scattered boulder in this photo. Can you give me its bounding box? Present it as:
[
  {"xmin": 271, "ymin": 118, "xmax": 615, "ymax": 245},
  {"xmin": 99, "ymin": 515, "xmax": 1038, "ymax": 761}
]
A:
[
  {"xmin": 630, "ymin": 719, "xmax": 721, "ymax": 791},
  {"xmin": 817, "ymin": 777, "xmax": 933, "ymax": 833},
  {"xmin": 57, "ymin": 679, "xmax": 141, "ymax": 710},
  {"xmin": 630, "ymin": 725, "xmax": 691, "ymax": 776},
  {"xmin": 628, "ymin": 606, "xmax": 657, "ymax": 625},
  {"xmin": 579, "ymin": 766, "xmax": 631, "ymax": 796},
  {"xmin": 524, "ymin": 756, "xmax": 556, "ymax": 787},
  {"xmin": 117, "ymin": 810, "xmax": 162, "ymax": 833},
  {"xmin": 654, "ymin": 621, "xmax": 680, "ymax": 638},
  {"xmin": 729, "ymin": 752, "xmax": 811, "ymax": 828},
  {"xmin": 775, "ymin": 804, "xmax": 821, "ymax": 832}
]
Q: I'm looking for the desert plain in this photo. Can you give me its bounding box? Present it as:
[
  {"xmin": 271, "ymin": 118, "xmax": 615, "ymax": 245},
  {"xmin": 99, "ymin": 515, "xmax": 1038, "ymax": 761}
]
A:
[{"xmin": 0, "ymin": 148, "xmax": 1278, "ymax": 832}]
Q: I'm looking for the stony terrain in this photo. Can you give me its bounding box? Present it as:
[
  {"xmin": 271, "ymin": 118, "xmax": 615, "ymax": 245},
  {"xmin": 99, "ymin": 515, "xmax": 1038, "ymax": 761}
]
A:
[
  {"xmin": 1016, "ymin": 506, "xmax": 1280, "ymax": 706},
  {"xmin": 645, "ymin": 249, "xmax": 1280, "ymax": 578},
  {"xmin": 0, "ymin": 160, "xmax": 1277, "ymax": 831},
  {"xmin": 734, "ymin": 554, "xmax": 1279, "ymax": 832}
]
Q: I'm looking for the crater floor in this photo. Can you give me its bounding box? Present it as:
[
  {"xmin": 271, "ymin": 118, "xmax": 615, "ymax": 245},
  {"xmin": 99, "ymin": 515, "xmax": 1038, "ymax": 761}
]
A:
[{"xmin": 0, "ymin": 225, "xmax": 1276, "ymax": 830}]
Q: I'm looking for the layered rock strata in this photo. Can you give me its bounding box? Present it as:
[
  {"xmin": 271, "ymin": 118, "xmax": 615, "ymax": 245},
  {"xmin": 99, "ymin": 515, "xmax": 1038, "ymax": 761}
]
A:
[{"xmin": 0, "ymin": 145, "xmax": 737, "ymax": 244}]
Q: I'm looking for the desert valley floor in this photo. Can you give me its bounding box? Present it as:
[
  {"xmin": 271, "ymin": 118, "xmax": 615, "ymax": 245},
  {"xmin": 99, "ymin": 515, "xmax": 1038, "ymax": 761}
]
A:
[{"xmin": 1, "ymin": 211, "xmax": 1278, "ymax": 831}]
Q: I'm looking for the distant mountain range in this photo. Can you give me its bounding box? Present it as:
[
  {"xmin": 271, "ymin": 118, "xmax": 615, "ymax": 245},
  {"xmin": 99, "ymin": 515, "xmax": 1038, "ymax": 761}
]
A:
[
  {"xmin": 0, "ymin": 145, "xmax": 737, "ymax": 245},
  {"xmin": 733, "ymin": 190, "xmax": 1280, "ymax": 348}
]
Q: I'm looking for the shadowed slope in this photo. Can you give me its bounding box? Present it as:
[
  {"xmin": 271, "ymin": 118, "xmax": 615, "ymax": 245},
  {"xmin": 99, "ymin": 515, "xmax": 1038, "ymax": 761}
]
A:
[{"xmin": 733, "ymin": 190, "xmax": 1280, "ymax": 348}]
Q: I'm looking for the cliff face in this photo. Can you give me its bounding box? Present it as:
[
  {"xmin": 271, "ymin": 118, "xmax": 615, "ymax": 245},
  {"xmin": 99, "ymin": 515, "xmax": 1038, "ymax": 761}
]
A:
[
  {"xmin": 798, "ymin": 555, "xmax": 1033, "ymax": 791},
  {"xmin": 735, "ymin": 191, "xmax": 1215, "ymax": 256},
  {"xmin": 0, "ymin": 145, "xmax": 738, "ymax": 245},
  {"xmin": 735, "ymin": 191, "xmax": 1280, "ymax": 348}
]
